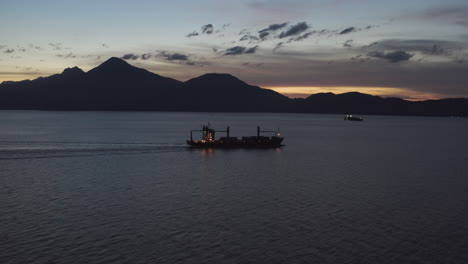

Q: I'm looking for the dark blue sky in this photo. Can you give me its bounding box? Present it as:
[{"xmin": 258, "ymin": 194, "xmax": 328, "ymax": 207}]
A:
[{"xmin": 1, "ymin": 0, "xmax": 468, "ymax": 99}]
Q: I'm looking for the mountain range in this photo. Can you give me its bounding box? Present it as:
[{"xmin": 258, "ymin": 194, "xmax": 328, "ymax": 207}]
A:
[{"xmin": 1, "ymin": 57, "xmax": 467, "ymax": 116}]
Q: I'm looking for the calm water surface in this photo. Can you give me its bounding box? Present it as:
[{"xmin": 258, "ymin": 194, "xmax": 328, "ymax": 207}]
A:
[{"xmin": 1, "ymin": 111, "xmax": 468, "ymax": 264}]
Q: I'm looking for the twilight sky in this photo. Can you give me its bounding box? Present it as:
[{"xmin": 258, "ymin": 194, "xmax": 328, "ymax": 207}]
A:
[{"xmin": 1, "ymin": 0, "xmax": 468, "ymax": 100}]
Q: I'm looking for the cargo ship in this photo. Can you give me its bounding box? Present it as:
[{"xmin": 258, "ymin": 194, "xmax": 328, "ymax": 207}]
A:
[
  {"xmin": 187, "ymin": 125, "xmax": 284, "ymax": 148},
  {"xmin": 344, "ymin": 115, "xmax": 363, "ymax": 121}
]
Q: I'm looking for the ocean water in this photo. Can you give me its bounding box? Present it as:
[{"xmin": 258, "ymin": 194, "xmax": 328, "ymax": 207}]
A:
[{"xmin": 1, "ymin": 111, "xmax": 468, "ymax": 264}]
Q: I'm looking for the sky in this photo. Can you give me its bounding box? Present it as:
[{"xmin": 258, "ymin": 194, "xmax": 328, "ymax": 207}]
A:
[{"xmin": 1, "ymin": 0, "xmax": 468, "ymax": 100}]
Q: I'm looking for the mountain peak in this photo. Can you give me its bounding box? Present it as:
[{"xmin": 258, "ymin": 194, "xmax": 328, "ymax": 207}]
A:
[
  {"xmin": 338, "ymin": 92, "xmax": 380, "ymax": 99},
  {"xmin": 186, "ymin": 73, "xmax": 249, "ymax": 88},
  {"xmin": 61, "ymin": 66, "xmax": 84, "ymax": 76},
  {"xmin": 99, "ymin": 57, "xmax": 132, "ymax": 68},
  {"xmin": 88, "ymin": 57, "xmax": 140, "ymax": 75},
  {"xmin": 305, "ymin": 92, "xmax": 336, "ymax": 100},
  {"xmin": 198, "ymin": 73, "xmax": 241, "ymax": 81}
]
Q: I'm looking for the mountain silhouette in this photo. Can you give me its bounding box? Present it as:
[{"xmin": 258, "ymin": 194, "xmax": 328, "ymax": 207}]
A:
[
  {"xmin": 179, "ymin": 73, "xmax": 291, "ymax": 112},
  {"xmin": 299, "ymin": 92, "xmax": 397, "ymax": 114},
  {"xmin": 61, "ymin": 66, "xmax": 85, "ymax": 77},
  {"xmin": 0, "ymin": 57, "xmax": 467, "ymax": 116},
  {"xmin": 0, "ymin": 57, "xmax": 182, "ymax": 110},
  {"xmin": 298, "ymin": 92, "xmax": 468, "ymax": 116},
  {"xmin": 83, "ymin": 57, "xmax": 182, "ymax": 110}
]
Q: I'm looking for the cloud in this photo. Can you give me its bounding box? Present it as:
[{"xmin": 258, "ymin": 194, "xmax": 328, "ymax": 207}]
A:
[
  {"xmin": 49, "ymin": 43, "xmax": 62, "ymax": 50},
  {"xmin": 287, "ymin": 32, "xmax": 313, "ymax": 43},
  {"xmin": 201, "ymin": 24, "xmax": 214, "ymax": 34},
  {"xmin": 350, "ymin": 54, "xmax": 371, "ymax": 63},
  {"xmin": 166, "ymin": 53, "xmax": 189, "ymax": 61},
  {"xmin": 367, "ymin": 50, "xmax": 414, "ymax": 63},
  {"xmin": 279, "ymin": 22, "xmax": 309, "ymax": 38},
  {"xmin": 362, "ymin": 42, "xmax": 379, "ymax": 48},
  {"xmin": 273, "ymin": 42, "xmax": 285, "ymax": 52},
  {"xmin": 317, "ymin": 29, "xmax": 334, "ymax": 35},
  {"xmin": 240, "ymin": 34, "xmax": 260, "ymax": 43},
  {"xmin": 158, "ymin": 51, "xmax": 189, "ymax": 61},
  {"xmin": 258, "ymin": 22, "xmax": 288, "ymax": 40},
  {"xmin": 259, "ymin": 31, "xmax": 270, "ymax": 40},
  {"xmin": 367, "ymin": 39, "xmax": 467, "ymax": 56},
  {"xmin": 187, "ymin": 24, "xmax": 225, "ymax": 38},
  {"xmin": 4, "ymin": 49, "xmax": 14, "ymax": 53},
  {"xmin": 337, "ymin": 25, "xmax": 377, "ymax": 35},
  {"xmin": 427, "ymin": 44, "xmax": 444, "ymax": 55},
  {"xmin": 155, "ymin": 51, "xmax": 207, "ymax": 66},
  {"xmin": 242, "ymin": 62, "xmax": 264, "ymax": 68},
  {"xmin": 339, "ymin": 27, "xmax": 356, "ymax": 35},
  {"xmin": 29, "ymin": 44, "xmax": 41, "ymax": 50},
  {"xmin": 56, "ymin": 52, "xmax": 76, "ymax": 59},
  {"xmin": 186, "ymin": 31, "xmax": 199, "ymax": 38},
  {"xmin": 343, "ymin": 39, "xmax": 353, "ymax": 48},
  {"xmin": 365, "ymin": 25, "xmax": 379, "ymax": 30},
  {"xmin": 141, "ymin": 53, "xmax": 152, "ymax": 60},
  {"xmin": 245, "ymin": 45, "xmax": 259, "ymax": 54},
  {"xmin": 0, "ymin": 45, "xmax": 6, "ymax": 50},
  {"xmin": 62, "ymin": 52, "xmax": 76, "ymax": 58},
  {"xmin": 121, "ymin": 54, "xmax": 139, "ymax": 60},
  {"xmin": 259, "ymin": 22, "xmax": 289, "ymax": 33},
  {"xmin": 223, "ymin": 45, "xmax": 259, "ymax": 55},
  {"xmin": 223, "ymin": 46, "xmax": 246, "ymax": 55}
]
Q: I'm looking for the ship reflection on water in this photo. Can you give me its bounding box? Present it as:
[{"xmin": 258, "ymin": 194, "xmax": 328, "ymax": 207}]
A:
[{"xmin": 199, "ymin": 147, "xmax": 215, "ymax": 158}]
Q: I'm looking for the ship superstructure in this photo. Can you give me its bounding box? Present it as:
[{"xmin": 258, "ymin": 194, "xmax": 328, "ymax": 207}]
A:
[{"xmin": 187, "ymin": 124, "xmax": 283, "ymax": 148}]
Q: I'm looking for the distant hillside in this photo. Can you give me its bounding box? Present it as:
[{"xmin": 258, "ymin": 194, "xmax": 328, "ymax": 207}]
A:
[
  {"xmin": 0, "ymin": 57, "xmax": 467, "ymax": 116},
  {"xmin": 178, "ymin": 73, "xmax": 291, "ymax": 112},
  {"xmin": 297, "ymin": 92, "xmax": 468, "ymax": 116}
]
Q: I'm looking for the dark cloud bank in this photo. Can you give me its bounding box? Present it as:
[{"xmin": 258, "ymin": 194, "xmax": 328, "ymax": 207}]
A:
[
  {"xmin": 186, "ymin": 31, "xmax": 199, "ymax": 38},
  {"xmin": 119, "ymin": 51, "xmax": 208, "ymax": 67},
  {"xmin": 158, "ymin": 52, "xmax": 189, "ymax": 61},
  {"xmin": 258, "ymin": 22, "xmax": 289, "ymax": 40},
  {"xmin": 367, "ymin": 50, "xmax": 414, "ymax": 63},
  {"xmin": 185, "ymin": 24, "xmax": 216, "ymax": 38},
  {"xmin": 223, "ymin": 45, "xmax": 259, "ymax": 56},
  {"xmin": 122, "ymin": 54, "xmax": 139, "ymax": 60},
  {"xmin": 201, "ymin": 24, "xmax": 214, "ymax": 34},
  {"xmin": 339, "ymin": 27, "xmax": 356, "ymax": 35},
  {"xmin": 368, "ymin": 39, "xmax": 464, "ymax": 56}
]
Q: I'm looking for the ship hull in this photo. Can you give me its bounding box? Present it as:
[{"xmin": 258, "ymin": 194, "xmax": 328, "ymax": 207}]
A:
[
  {"xmin": 344, "ymin": 116, "xmax": 363, "ymax": 121},
  {"xmin": 186, "ymin": 137, "xmax": 283, "ymax": 148}
]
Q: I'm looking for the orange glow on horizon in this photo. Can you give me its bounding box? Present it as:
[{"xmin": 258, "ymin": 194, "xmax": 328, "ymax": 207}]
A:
[{"xmin": 264, "ymin": 86, "xmax": 445, "ymax": 101}]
